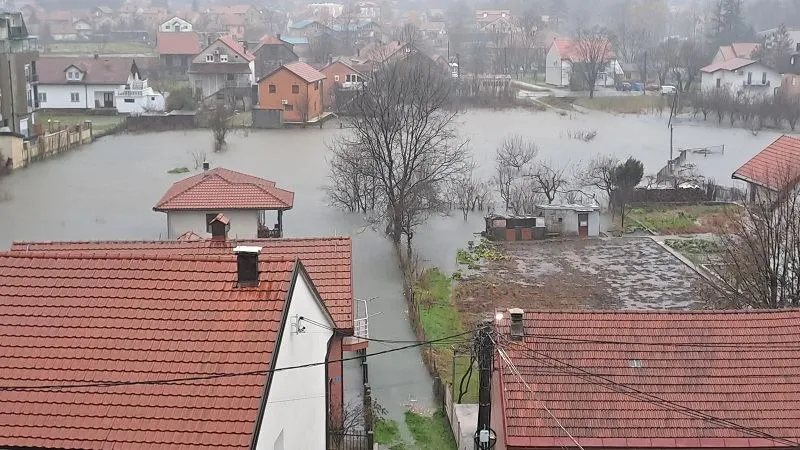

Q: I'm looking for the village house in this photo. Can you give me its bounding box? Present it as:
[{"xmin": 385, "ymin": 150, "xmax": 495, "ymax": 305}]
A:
[
  {"xmin": 779, "ymin": 44, "xmax": 800, "ymax": 98},
  {"xmin": 48, "ymin": 21, "xmax": 78, "ymax": 41},
  {"xmin": 356, "ymin": 1, "xmax": 381, "ymax": 20},
  {"xmin": 0, "ymin": 11, "xmax": 39, "ymax": 136},
  {"xmin": 281, "ymin": 36, "xmax": 310, "ymax": 59},
  {"xmin": 37, "ymin": 56, "xmax": 163, "ymax": 113},
  {"xmin": 72, "ymin": 18, "xmax": 93, "ymax": 39},
  {"xmin": 419, "ymin": 21, "xmax": 447, "ymax": 45},
  {"xmin": 545, "ymin": 38, "xmax": 621, "ymax": 88},
  {"xmin": 711, "ymin": 42, "xmax": 759, "ymax": 64},
  {"xmin": 156, "ymin": 17, "xmax": 201, "ymax": 76},
  {"xmin": 158, "ymin": 15, "xmax": 192, "ymax": 32},
  {"xmin": 188, "ymin": 35, "xmax": 255, "ymax": 109},
  {"xmin": 490, "ymin": 308, "xmax": 800, "ymax": 450},
  {"xmin": 205, "ymin": 4, "xmax": 262, "ymax": 27},
  {"xmin": 255, "ymin": 61, "xmax": 325, "ymax": 126},
  {"xmin": 0, "ymin": 246, "xmax": 337, "ymax": 449},
  {"xmin": 732, "ymin": 134, "xmax": 800, "ymax": 201},
  {"xmin": 153, "ymin": 166, "xmax": 294, "ymax": 239},
  {"xmin": 700, "ymin": 58, "xmax": 781, "ymax": 98},
  {"xmin": 219, "ymin": 13, "xmax": 246, "ymax": 40},
  {"xmin": 287, "ymin": 19, "xmax": 335, "ymax": 38},
  {"xmin": 253, "ymin": 34, "xmax": 299, "ymax": 80},
  {"xmin": 92, "ymin": 5, "xmax": 113, "ymax": 18},
  {"xmin": 320, "ymin": 58, "xmax": 366, "ymax": 109}
]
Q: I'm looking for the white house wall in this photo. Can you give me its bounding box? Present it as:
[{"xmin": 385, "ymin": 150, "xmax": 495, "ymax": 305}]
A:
[
  {"xmin": 38, "ymin": 84, "xmax": 117, "ymax": 109},
  {"xmin": 545, "ymin": 46, "xmax": 568, "ymax": 86},
  {"xmin": 256, "ymin": 271, "xmax": 334, "ymax": 450},
  {"xmin": 165, "ymin": 209, "xmax": 260, "ymax": 239},
  {"xmin": 116, "ymin": 91, "xmax": 165, "ymax": 114},
  {"xmin": 701, "ymin": 63, "xmax": 782, "ymax": 98}
]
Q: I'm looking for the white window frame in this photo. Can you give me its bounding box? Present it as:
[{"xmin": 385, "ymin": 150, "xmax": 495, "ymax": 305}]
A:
[
  {"xmin": 38, "ymin": 92, "xmax": 46, "ymax": 103},
  {"xmin": 70, "ymin": 92, "xmax": 80, "ymax": 103},
  {"xmin": 205, "ymin": 54, "xmax": 214, "ymax": 62},
  {"xmin": 334, "ymin": 74, "xmax": 339, "ymax": 82},
  {"xmin": 220, "ymin": 54, "xmax": 228, "ymax": 62}
]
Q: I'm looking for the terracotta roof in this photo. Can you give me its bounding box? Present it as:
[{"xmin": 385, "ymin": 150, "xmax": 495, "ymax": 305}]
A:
[
  {"xmin": 551, "ymin": 37, "xmax": 615, "ymax": 62},
  {"xmin": 495, "ymin": 309, "xmax": 800, "ymax": 448},
  {"xmin": 0, "ymin": 251, "xmax": 298, "ymax": 450},
  {"xmin": 37, "ymin": 56, "xmax": 143, "ymax": 85},
  {"xmin": 10, "ymin": 237, "xmax": 354, "ymax": 329},
  {"xmin": 156, "ymin": 31, "xmax": 201, "ymax": 55},
  {"xmin": 732, "ymin": 135, "xmax": 800, "ymax": 190},
  {"xmin": 732, "ymin": 42, "xmax": 760, "ymax": 58},
  {"xmin": 153, "ymin": 167, "xmax": 294, "ymax": 211},
  {"xmin": 217, "ymin": 34, "xmax": 255, "ymax": 61},
  {"xmin": 176, "ymin": 230, "xmax": 203, "ymax": 240},
  {"xmin": 281, "ymin": 61, "xmax": 326, "ymax": 83},
  {"xmin": 701, "ymin": 57, "xmax": 756, "ymax": 73}
]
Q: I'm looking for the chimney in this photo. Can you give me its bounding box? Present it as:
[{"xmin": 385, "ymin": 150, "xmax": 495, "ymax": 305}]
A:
[
  {"xmin": 93, "ymin": 53, "xmax": 99, "ymax": 59},
  {"xmin": 509, "ymin": 308, "xmax": 524, "ymax": 341},
  {"xmin": 234, "ymin": 246, "xmax": 262, "ymax": 287},
  {"xmin": 209, "ymin": 213, "xmax": 230, "ymax": 240},
  {"xmin": 202, "ymin": 161, "xmax": 209, "ymax": 171},
  {"xmin": 276, "ymin": 32, "xmax": 281, "ymax": 40},
  {"xmin": 240, "ymin": 39, "xmax": 248, "ymax": 51}
]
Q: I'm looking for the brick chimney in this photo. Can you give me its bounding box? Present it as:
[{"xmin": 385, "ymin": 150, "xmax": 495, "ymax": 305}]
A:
[
  {"xmin": 509, "ymin": 308, "xmax": 524, "ymax": 341},
  {"xmin": 209, "ymin": 213, "xmax": 229, "ymax": 240},
  {"xmin": 234, "ymin": 246, "xmax": 262, "ymax": 287}
]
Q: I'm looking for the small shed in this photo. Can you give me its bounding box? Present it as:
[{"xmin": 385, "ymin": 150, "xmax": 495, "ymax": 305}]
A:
[
  {"xmin": 535, "ymin": 204, "xmax": 601, "ymax": 237},
  {"xmin": 484, "ymin": 215, "xmax": 546, "ymax": 242}
]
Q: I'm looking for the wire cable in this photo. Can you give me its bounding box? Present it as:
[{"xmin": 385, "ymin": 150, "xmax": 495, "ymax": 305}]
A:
[
  {"xmin": 0, "ymin": 329, "xmax": 478, "ymax": 393},
  {"xmin": 299, "ymin": 315, "xmax": 474, "ymax": 345}
]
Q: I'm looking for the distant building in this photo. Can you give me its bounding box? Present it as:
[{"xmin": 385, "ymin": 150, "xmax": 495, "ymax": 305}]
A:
[
  {"xmin": 700, "ymin": 58, "xmax": 781, "ymax": 98},
  {"xmin": 0, "ymin": 12, "xmax": 39, "ymax": 136},
  {"xmin": 780, "ymin": 44, "xmax": 800, "ymax": 98},
  {"xmin": 255, "ymin": 61, "xmax": 325, "ymax": 126},
  {"xmin": 188, "ymin": 35, "xmax": 255, "ymax": 109},
  {"xmin": 711, "ymin": 42, "xmax": 760, "ymax": 64},
  {"xmin": 158, "ymin": 16, "xmax": 193, "ymax": 32},
  {"xmin": 156, "ymin": 31, "xmax": 201, "ymax": 75},
  {"xmin": 253, "ymin": 34, "xmax": 299, "ymax": 80},
  {"xmin": 545, "ymin": 38, "xmax": 621, "ymax": 88}
]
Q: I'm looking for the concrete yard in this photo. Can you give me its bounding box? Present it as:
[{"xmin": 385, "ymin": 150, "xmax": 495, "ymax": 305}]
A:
[{"xmin": 455, "ymin": 237, "xmax": 702, "ymax": 324}]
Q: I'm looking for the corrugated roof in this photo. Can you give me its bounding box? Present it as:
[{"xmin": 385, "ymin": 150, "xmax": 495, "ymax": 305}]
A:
[
  {"xmin": 0, "ymin": 251, "xmax": 298, "ymax": 450},
  {"xmin": 156, "ymin": 31, "xmax": 201, "ymax": 55},
  {"xmin": 701, "ymin": 57, "xmax": 756, "ymax": 73},
  {"xmin": 11, "ymin": 237, "xmax": 354, "ymax": 330},
  {"xmin": 495, "ymin": 309, "xmax": 800, "ymax": 448},
  {"xmin": 732, "ymin": 135, "xmax": 800, "ymax": 190},
  {"xmin": 153, "ymin": 167, "xmax": 294, "ymax": 211}
]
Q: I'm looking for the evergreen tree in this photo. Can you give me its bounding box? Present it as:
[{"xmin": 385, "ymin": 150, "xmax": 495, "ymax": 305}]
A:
[
  {"xmin": 707, "ymin": 0, "xmax": 753, "ymax": 47},
  {"xmin": 752, "ymin": 23, "xmax": 794, "ymax": 69}
]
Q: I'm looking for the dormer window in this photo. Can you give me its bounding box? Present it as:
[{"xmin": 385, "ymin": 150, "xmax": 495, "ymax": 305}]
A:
[
  {"xmin": 220, "ymin": 54, "xmax": 228, "ymax": 62},
  {"xmin": 206, "ymin": 54, "xmax": 214, "ymax": 62}
]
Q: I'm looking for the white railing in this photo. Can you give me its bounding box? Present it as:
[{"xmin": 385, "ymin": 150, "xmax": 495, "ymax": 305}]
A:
[
  {"xmin": 118, "ymin": 89, "xmax": 144, "ymax": 96},
  {"xmin": 354, "ymin": 297, "xmax": 369, "ymax": 339}
]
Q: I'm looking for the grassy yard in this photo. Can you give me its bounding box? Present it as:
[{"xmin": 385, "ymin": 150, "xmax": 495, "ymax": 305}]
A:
[
  {"xmin": 375, "ymin": 417, "xmax": 402, "ymax": 447},
  {"xmin": 575, "ymin": 95, "xmax": 668, "ymax": 114},
  {"xmin": 45, "ymin": 41, "xmax": 155, "ymax": 55},
  {"xmin": 38, "ymin": 113, "xmax": 124, "ymax": 134},
  {"xmin": 405, "ymin": 410, "xmax": 457, "ymax": 450},
  {"xmin": 627, "ymin": 204, "xmax": 737, "ymax": 234},
  {"xmin": 414, "ymin": 268, "xmax": 478, "ymax": 404},
  {"xmin": 664, "ymin": 238, "xmax": 721, "ymax": 265}
]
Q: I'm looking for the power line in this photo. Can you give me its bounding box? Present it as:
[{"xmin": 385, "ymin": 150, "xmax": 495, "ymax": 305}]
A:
[
  {"xmin": 496, "ymin": 336, "xmax": 800, "ymax": 448},
  {"xmin": 300, "ymin": 315, "xmax": 474, "ymax": 345},
  {"xmin": 0, "ymin": 329, "xmax": 477, "ymax": 393},
  {"xmin": 514, "ymin": 333, "xmax": 800, "ymax": 351}
]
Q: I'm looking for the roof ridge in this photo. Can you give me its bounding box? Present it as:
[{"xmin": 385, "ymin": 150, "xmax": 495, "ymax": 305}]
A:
[
  {"xmin": 517, "ymin": 308, "xmax": 800, "ymax": 315},
  {"xmin": 0, "ymin": 252, "xmax": 298, "ymax": 263},
  {"xmin": 12, "ymin": 236, "xmax": 351, "ymax": 246}
]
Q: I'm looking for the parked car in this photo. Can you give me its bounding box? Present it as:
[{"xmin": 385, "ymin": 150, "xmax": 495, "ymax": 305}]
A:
[
  {"xmin": 660, "ymin": 85, "xmax": 678, "ymax": 95},
  {"xmin": 617, "ymin": 82, "xmax": 632, "ymax": 91},
  {"xmin": 631, "ymin": 82, "xmax": 644, "ymax": 92},
  {"xmin": 645, "ymin": 83, "xmax": 661, "ymax": 91}
]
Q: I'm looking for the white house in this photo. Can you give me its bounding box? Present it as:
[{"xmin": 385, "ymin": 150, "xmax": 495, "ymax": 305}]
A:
[
  {"xmin": 188, "ymin": 35, "xmax": 255, "ymax": 108},
  {"xmin": 700, "ymin": 58, "xmax": 781, "ymax": 98},
  {"xmin": 37, "ymin": 56, "xmax": 165, "ymax": 113},
  {"xmin": 536, "ymin": 203, "xmax": 601, "ymax": 237},
  {"xmin": 159, "ymin": 16, "xmax": 193, "ymax": 32},
  {"xmin": 711, "ymin": 42, "xmax": 759, "ymax": 64},
  {"xmin": 545, "ymin": 38, "xmax": 622, "ymax": 88},
  {"xmin": 153, "ymin": 166, "xmax": 295, "ymax": 239},
  {"xmin": 0, "ymin": 246, "xmax": 337, "ymax": 450}
]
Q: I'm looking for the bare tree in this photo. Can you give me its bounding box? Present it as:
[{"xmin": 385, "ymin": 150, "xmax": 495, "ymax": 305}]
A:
[
  {"xmin": 449, "ymin": 161, "xmax": 485, "ymax": 221},
  {"xmin": 530, "ymin": 160, "xmax": 569, "ymax": 204},
  {"xmin": 207, "ymin": 106, "xmax": 230, "ymax": 152},
  {"xmin": 705, "ymin": 174, "xmax": 800, "ymax": 309},
  {"xmin": 672, "ymin": 40, "xmax": 709, "ymax": 93},
  {"xmin": 578, "ymin": 154, "xmax": 619, "ymax": 209},
  {"xmin": 493, "ymin": 134, "xmax": 538, "ymax": 212},
  {"xmin": 509, "ymin": 179, "xmax": 544, "ymax": 215},
  {"xmin": 189, "ymin": 150, "xmax": 208, "ymax": 169},
  {"xmin": 326, "ymin": 59, "xmax": 470, "ymax": 256},
  {"xmin": 573, "ymin": 27, "xmax": 613, "ymax": 99},
  {"xmin": 329, "ymin": 398, "xmax": 388, "ymax": 450}
]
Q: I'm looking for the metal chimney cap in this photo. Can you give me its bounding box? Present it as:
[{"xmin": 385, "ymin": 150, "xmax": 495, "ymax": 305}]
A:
[
  {"xmin": 234, "ymin": 245, "xmax": 262, "ymax": 254},
  {"xmin": 509, "ymin": 307, "xmax": 524, "ymax": 317}
]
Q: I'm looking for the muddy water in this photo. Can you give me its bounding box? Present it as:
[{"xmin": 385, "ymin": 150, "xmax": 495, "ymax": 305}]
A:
[{"xmin": 0, "ymin": 108, "xmax": 788, "ymax": 434}]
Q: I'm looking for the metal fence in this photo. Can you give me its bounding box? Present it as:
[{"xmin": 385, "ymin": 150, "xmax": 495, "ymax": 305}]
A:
[{"xmin": 328, "ymin": 432, "xmax": 373, "ymax": 450}]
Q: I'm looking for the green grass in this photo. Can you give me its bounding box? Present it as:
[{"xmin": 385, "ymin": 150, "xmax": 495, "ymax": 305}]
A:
[
  {"xmin": 575, "ymin": 95, "xmax": 667, "ymax": 114},
  {"xmin": 664, "ymin": 238, "xmax": 720, "ymax": 264},
  {"xmin": 414, "ymin": 268, "xmax": 478, "ymax": 403},
  {"xmin": 405, "ymin": 410, "xmax": 457, "ymax": 450},
  {"xmin": 375, "ymin": 418, "xmax": 402, "ymax": 446},
  {"xmin": 627, "ymin": 204, "xmax": 734, "ymax": 234},
  {"xmin": 45, "ymin": 41, "xmax": 155, "ymax": 55},
  {"xmin": 167, "ymin": 167, "xmax": 190, "ymax": 174},
  {"xmin": 39, "ymin": 113, "xmax": 124, "ymax": 134}
]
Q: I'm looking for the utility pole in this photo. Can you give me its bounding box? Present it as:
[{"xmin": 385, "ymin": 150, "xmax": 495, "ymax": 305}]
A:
[
  {"xmin": 475, "ymin": 318, "xmax": 496, "ymax": 450},
  {"xmin": 642, "ymin": 51, "xmax": 647, "ymax": 96}
]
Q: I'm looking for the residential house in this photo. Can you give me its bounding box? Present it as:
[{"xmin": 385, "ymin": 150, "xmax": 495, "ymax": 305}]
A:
[
  {"xmin": 219, "ymin": 13, "xmax": 246, "ymax": 40},
  {"xmin": 308, "ymin": 2, "xmax": 344, "ymax": 19},
  {"xmin": 48, "ymin": 21, "xmax": 78, "ymax": 41},
  {"xmin": 700, "ymin": 58, "xmax": 781, "ymax": 98},
  {"xmin": 732, "ymin": 135, "xmax": 800, "ymax": 201},
  {"xmin": 357, "ymin": 1, "xmax": 381, "ymax": 19},
  {"xmin": 256, "ymin": 61, "xmax": 325, "ymax": 126},
  {"xmin": 0, "ymin": 12, "xmax": 38, "ymax": 136},
  {"xmin": 37, "ymin": 56, "xmax": 163, "ymax": 113},
  {"xmin": 545, "ymin": 38, "xmax": 622, "ymax": 88},
  {"xmin": 0, "ymin": 247, "xmax": 337, "ymax": 449},
  {"xmin": 330, "ymin": 18, "xmax": 382, "ymax": 45},
  {"xmin": 475, "ymin": 9, "xmax": 510, "ymax": 29},
  {"xmin": 158, "ymin": 16, "xmax": 192, "ymax": 32},
  {"xmin": 92, "ymin": 5, "xmax": 113, "ymax": 18},
  {"xmin": 320, "ymin": 58, "xmax": 366, "ymax": 109},
  {"xmin": 287, "ymin": 19, "xmax": 334, "ymax": 38},
  {"xmin": 491, "ymin": 308, "xmax": 800, "ymax": 450},
  {"xmin": 711, "ymin": 42, "xmax": 760, "ymax": 64},
  {"xmin": 206, "ymin": 4, "xmax": 262, "ymax": 27},
  {"xmin": 253, "ymin": 34, "xmax": 299, "ymax": 80},
  {"xmin": 153, "ymin": 166, "xmax": 294, "ymax": 239},
  {"xmin": 188, "ymin": 35, "xmax": 255, "ymax": 109},
  {"xmin": 156, "ymin": 31, "xmax": 201, "ymax": 75},
  {"xmin": 779, "ymin": 45, "xmax": 800, "ymax": 98},
  {"xmin": 419, "ymin": 21, "xmax": 446, "ymax": 46},
  {"xmin": 72, "ymin": 18, "xmax": 92, "ymax": 39},
  {"xmin": 619, "ymin": 62, "xmax": 642, "ymax": 82},
  {"xmin": 281, "ymin": 36, "xmax": 310, "ymax": 59}
]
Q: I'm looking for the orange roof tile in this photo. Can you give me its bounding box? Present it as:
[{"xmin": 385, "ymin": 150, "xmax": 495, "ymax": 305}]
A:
[
  {"xmin": 217, "ymin": 34, "xmax": 255, "ymax": 61},
  {"xmin": 733, "ymin": 135, "xmax": 800, "ymax": 190},
  {"xmin": 153, "ymin": 167, "xmax": 294, "ymax": 211},
  {"xmin": 495, "ymin": 309, "xmax": 800, "ymax": 448},
  {"xmin": 176, "ymin": 230, "xmax": 203, "ymax": 240},
  {"xmin": 10, "ymin": 237, "xmax": 353, "ymax": 329},
  {"xmin": 0, "ymin": 252, "xmax": 298, "ymax": 450},
  {"xmin": 156, "ymin": 31, "xmax": 201, "ymax": 55},
  {"xmin": 551, "ymin": 37, "xmax": 615, "ymax": 62},
  {"xmin": 282, "ymin": 61, "xmax": 326, "ymax": 83},
  {"xmin": 701, "ymin": 57, "xmax": 756, "ymax": 73}
]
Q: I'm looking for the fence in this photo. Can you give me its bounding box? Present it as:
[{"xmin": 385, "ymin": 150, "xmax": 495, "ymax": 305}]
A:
[
  {"xmin": 328, "ymin": 432, "xmax": 372, "ymax": 450},
  {"xmin": 14, "ymin": 123, "xmax": 93, "ymax": 169}
]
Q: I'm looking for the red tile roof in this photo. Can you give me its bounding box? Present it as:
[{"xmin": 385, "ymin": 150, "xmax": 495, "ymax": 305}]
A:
[
  {"xmin": 701, "ymin": 57, "xmax": 756, "ymax": 73},
  {"xmin": 282, "ymin": 61, "xmax": 326, "ymax": 83},
  {"xmin": 156, "ymin": 31, "xmax": 201, "ymax": 55},
  {"xmin": 217, "ymin": 34, "xmax": 255, "ymax": 61},
  {"xmin": 732, "ymin": 135, "xmax": 800, "ymax": 190},
  {"xmin": 495, "ymin": 309, "xmax": 800, "ymax": 448},
  {"xmin": 176, "ymin": 230, "xmax": 203, "ymax": 240},
  {"xmin": 259, "ymin": 34, "xmax": 284, "ymax": 45},
  {"xmin": 10, "ymin": 237, "xmax": 353, "ymax": 329},
  {"xmin": 551, "ymin": 37, "xmax": 615, "ymax": 62},
  {"xmin": 0, "ymin": 252, "xmax": 299, "ymax": 450},
  {"xmin": 153, "ymin": 167, "xmax": 294, "ymax": 211}
]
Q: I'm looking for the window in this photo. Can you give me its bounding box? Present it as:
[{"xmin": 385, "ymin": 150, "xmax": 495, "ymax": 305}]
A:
[
  {"xmin": 291, "ymin": 85, "xmax": 299, "ymax": 94},
  {"xmin": 124, "ymin": 98, "xmax": 135, "ymax": 103},
  {"xmin": 269, "ymin": 84, "xmax": 276, "ymax": 93},
  {"xmin": 38, "ymin": 92, "xmax": 46, "ymax": 103},
  {"xmin": 346, "ymin": 74, "xmax": 362, "ymax": 83},
  {"xmin": 226, "ymin": 73, "xmax": 235, "ymax": 81},
  {"xmin": 206, "ymin": 54, "xmax": 214, "ymax": 62},
  {"xmin": 747, "ymin": 72, "xmax": 752, "ymax": 84},
  {"xmin": 334, "ymin": 74, "xmax": 339, "ymax": 82},
  {"xmin": 70, "ymin": 92, "xmax": 80, "ymax": 102},
  {"xmin": 284, "ymin": 104, "xmax": 293, "ymax": 111},
  {"xmin": 205, "ymin": 213, "xmax": 219, "ymax": 232},
  {"xmin": 716, "ymin": 78, "xmax": 721, "ymax": 88},
  {"xmin": 151, "ymin": 96, "xmax": 155, "ymax": 101},
  {"xmin": 793, "ymin": 76, "xmax": 798, "ymax": 87},
  {"xmin": 220, "ymin": 54, "xmax": 228, "ymax": 62},
  {"xmin": 762, "ymin": 72, "xmax": 767, "ymax": 84}
]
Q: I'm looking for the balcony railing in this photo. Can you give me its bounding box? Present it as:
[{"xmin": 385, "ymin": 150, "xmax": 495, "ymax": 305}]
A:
[
  {"xmin": 354, "ymin": 298, "xmax": 369, "ymax": 339},
  {"xmin": 225, "ymin": 80, "xmax": 252, "ymax": 88},
  {"xmin": 118, "ymin": 89, "xmax": 144, "ymax": 96},
  {"xmin": 0, "ymin": 37, "xmax": 38, "ymax": 53},
  {"xmin": 744, "ymin": 80, "xmax": 770, "ymax": 87}
]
